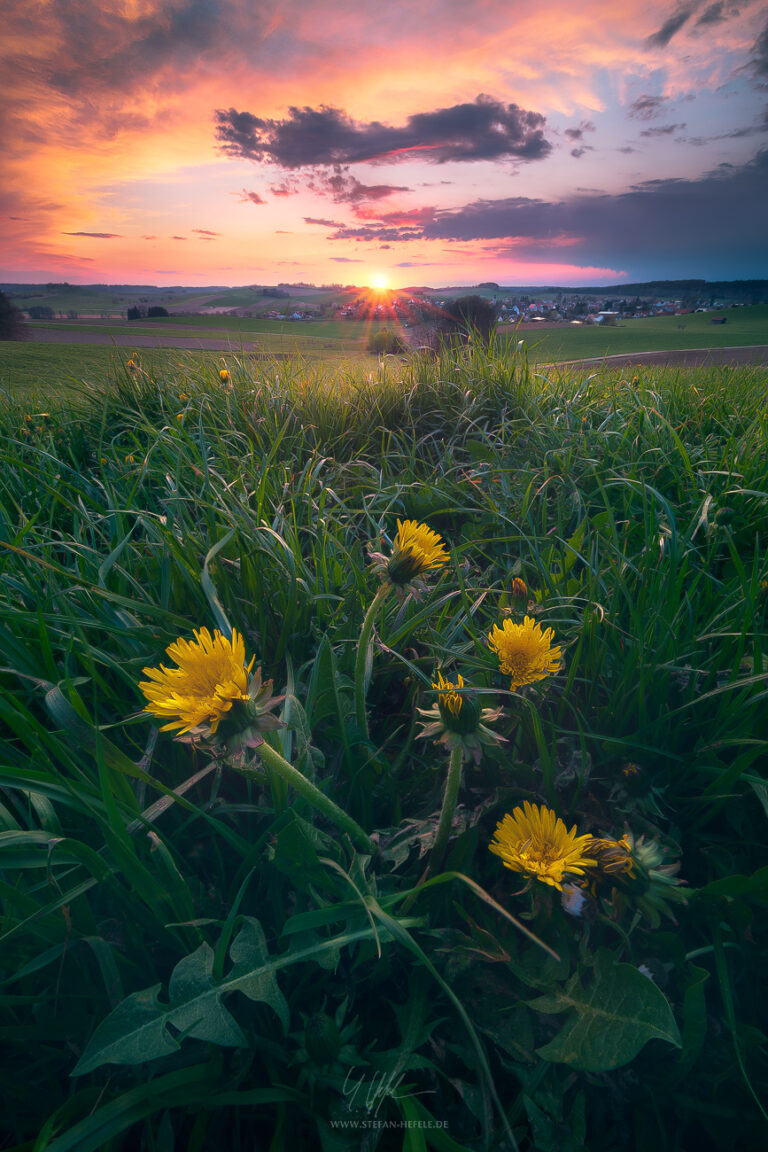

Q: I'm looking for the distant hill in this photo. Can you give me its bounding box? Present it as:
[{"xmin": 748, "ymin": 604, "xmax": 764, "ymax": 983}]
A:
[{"xmin": 5, "ymin": 278, "xmax": 767, "ymax": 309}]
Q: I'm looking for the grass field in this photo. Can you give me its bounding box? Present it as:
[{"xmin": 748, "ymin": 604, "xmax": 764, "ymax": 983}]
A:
[
  {"xmin": 8, "ymin": 305, "xmax": 766, "ymax": 394},
  {"xmin": 514, "ymin": 304, "xmax": 768, "ymax": 361},
  {"xmin": 1, "ymin": 343, "xmax": 766, "ymax": 1151},
  {"xmin": 0, "ymin": 341, "xmax": 381, "ymax": 396}
]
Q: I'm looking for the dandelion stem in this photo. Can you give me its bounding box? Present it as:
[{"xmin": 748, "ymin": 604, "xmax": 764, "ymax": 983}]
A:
[
  {"xmin": 257, "ymin": 740, "xmax": 374, "ymax": 854},
  {"xmin": 432, "ymin": 745, "xmax": 464, "ymax": 868},
  {"xmin": 354, "ymin": 583, "xmax": 390, "ymax": 740}
]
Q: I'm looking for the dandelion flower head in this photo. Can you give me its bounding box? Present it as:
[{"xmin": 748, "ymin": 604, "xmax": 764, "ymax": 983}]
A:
[
  {"xmin": 387, "ymin": 519, "xmax": 449, "ymax": 584},
  {"xmin": 433, "ymin": 670, "xmax": 464, "ymax": 717},
  {"xmin": 488, "ymin": 615, "xmax": 562, "ymax": 691},
  {"xmin": 489, "ymin": 802, "xmax": 596, "ymax": 890},
  {"xmin": 139, "ymin": 626, "xmax": 255, "ymax": 735}
]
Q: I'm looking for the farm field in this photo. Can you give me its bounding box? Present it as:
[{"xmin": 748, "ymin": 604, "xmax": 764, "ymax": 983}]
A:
[
  {"xmin": 509, "ymin": 303, "xmax": 768, "ymax": 360},
  {"xmin": 1, "ymin": 344, "xmax": 767, "ymax": 1151},
  {"xmin": 6, "ymin": 305, "xmax": 765, "ymax": 392}
]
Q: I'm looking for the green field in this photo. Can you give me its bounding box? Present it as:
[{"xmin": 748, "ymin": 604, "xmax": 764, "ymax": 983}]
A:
[
  {"xmin": 1, "ymin": 344, "xmax": 767, "ymax": 1150},
  {"xmin": 0, "ymin": 340, "xmax": 382, "ymax": 395},
  {"xmin": 515, "ymin": 304, "xmax": 768, "ymax": 361}
]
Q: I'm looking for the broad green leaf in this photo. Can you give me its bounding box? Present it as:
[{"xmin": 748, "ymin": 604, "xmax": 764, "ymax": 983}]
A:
[
  {"xmin": 530, "ymin": 949, "xmax": 681, "ymax": 1071},
  {"xmin": 72, "ymin": 917, "xmax": 289, "ymax": 1075}
]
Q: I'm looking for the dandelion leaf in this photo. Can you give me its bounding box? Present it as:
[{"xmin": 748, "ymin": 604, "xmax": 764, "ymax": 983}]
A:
[
  {"xmin": 530, "ymin": 948, "xmax": 681, "ymax": 1071},
  {"xmin": 72, "ymin": 918, "xmax": 288, "ymax": 1076}
]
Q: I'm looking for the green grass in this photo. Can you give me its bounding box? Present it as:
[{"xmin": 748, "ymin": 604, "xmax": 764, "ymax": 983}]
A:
[
  {"xmin": 517, "ymin": 303, "xmax": 768, "ymax": 362},
  {"xmin": 0, "ymin": 342, "xmax": 380, "ymax": 395},
  {"xmin": 1, "ymin": 345, "xmax": 766, "ymax": 1151}
]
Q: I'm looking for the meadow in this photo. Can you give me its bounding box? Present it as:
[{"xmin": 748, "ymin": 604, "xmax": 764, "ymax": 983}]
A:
[{"xmin": 0, "ymin": 344, "xmax": 766, "ymax": 1151}]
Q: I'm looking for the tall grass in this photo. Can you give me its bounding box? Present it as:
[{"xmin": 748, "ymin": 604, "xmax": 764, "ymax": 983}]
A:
[{"xmin": 1, "ymin": 345, "xmax": 766, "ymax": 1151}]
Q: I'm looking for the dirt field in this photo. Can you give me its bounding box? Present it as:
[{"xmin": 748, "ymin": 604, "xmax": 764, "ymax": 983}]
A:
[{"xmin": 553, "ymin": 345, "xmax": 768, "ymax": 369}]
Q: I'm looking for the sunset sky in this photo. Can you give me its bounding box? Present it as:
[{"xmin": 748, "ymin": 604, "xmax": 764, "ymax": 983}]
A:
[{"xmin": 2, "ymin": 0, "xmax": 766, "ymax": 288}]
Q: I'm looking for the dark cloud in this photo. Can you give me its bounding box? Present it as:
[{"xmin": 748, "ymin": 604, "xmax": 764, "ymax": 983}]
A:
[
  {"xmin": 238, "ymin": 189, "xmax": 266, "ymax": 204},
  {"xmin": 329, "ymin": 256, "xmax": 363, "ymax": 262},
  {"xmin": 751, "ymin": 17, "xmax": 768, "ymax": 77},
  {"xmin": 646, "ymin": 4, "xmax": 699, "ymax": 48},
  {"xmin": 307, "ymin": 167, "xmax": 410, "ymax": 202},
  {"xmin": 419, "ymin": 149, "xmax": 768, "ymax": 277},
  {"xmin": 325, "ymin": 150, "xmax": 767, "ymax": 278},
  {"xmin": 303, "ymin": 217, "xmax": 341, "ymax": 227},
  {"xmin": 565, "ymin": 120, "xmax": 595, "ymax": 140},
  {"xmin": 171, "ymin": 235, "xmax": 187, "ymax": 240},
  {"xmin": 214, "ymin": 95, "xmax": 551, "ymax": 167},
  {"xmin": 29, "ymin": 0, "xmax": 252, "ymax": 98},
  {"xmin": 628, "ymin": 95, "xmax": 669, "ymax": 120},
  {"xmin": 696, "ymin": 2, "xmax": 727, "ymax": 26},
  {"xmin": 269, "ymin": 180, "xmax": 301, "ymax": 197},
  {"xmin": 61, "ymin": 231, "xmax": 121, "ymax": 238},
  {"xmin": 640, "ymin": 123, "xmax": 687, "ymax": 136},
  {"xmin": 570, "ymin": 146, "xmax": 594, "ymax": 158},
  {"xmin": 193, "ymin": 228, "xmax": 220, "ymax": 236},
  {"xmin": 328, "ymin": 206, "xmax": 436, "ymax": 243}
]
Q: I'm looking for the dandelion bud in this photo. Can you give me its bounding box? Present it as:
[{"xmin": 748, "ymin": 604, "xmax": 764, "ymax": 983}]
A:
[{"xmin": 511, "ymin": 577, "xmax": 528, "ymax": 601}]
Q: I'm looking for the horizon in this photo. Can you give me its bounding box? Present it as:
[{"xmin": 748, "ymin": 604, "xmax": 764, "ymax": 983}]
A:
[{"xmin": 2, "ymin": 1, "xmax": 766, "ymax": 289}]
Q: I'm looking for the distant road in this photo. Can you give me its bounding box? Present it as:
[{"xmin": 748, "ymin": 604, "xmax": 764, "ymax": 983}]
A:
[{"xmin": 546, "ymin": 345, "xmax": 768, "ymax": 369}]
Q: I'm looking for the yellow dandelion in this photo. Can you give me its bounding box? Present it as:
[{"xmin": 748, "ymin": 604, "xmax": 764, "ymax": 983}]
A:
[
  {"xmin": 587, "ymin": 835, "xmax": 636, "ymax": 879},
  {"xmin": 433, "ymin": 670, "xmax": 464, "ymax": 717},
  {"xmin": 139, "ymin": 626, "xmax": 255, "ymax": 736},
  {"xmin": 176, "ymin": 412, "xmax": 184, "ymax": 420},
  {"xmin": 487, "ymin": 615, "xmax": 562, "ymax": 691},
  {"xmin": 489, "ymin": 802, "xmax": 596, "ymax": 890},
  {"xmin": 219, "ymin": 368, "xmax": 230, "ymax": 383},
  {"xmin": 386, "ymin": 519, "xmax": 449, "ymax": 585},
  {"xmin": 126, "ymin": 359, "xmax": 137, "ymax": 371}
]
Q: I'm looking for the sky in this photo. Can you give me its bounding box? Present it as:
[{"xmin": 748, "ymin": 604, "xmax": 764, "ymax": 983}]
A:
[{"xmin": 1, "ymin": 0, "xmax": 767, "ymax": 289}]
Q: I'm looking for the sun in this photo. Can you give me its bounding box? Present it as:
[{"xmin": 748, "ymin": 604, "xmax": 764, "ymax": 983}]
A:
[{"xmin": 369, "ymin": 273, "xmax": 390, "ymax": 292}]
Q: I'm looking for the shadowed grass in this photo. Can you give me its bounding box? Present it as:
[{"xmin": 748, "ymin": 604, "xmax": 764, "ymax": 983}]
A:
[{"xmin": 1, "ymin": 343, "xmax": 766, "ymax": 1151}]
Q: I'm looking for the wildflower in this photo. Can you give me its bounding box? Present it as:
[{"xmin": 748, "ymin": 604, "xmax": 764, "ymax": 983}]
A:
[
  {"xmin": 613, "ymin": 829, "xmax": 687, "ymax": 926},
  {"xmin": 561, "ymin": 883, "xmax": 589, "ymax": 917},
  {"xmin": 219, "ymin": 368, "xmax": 230, "ymax": 383},
  {"xmin": 125, "ymin": 454, "xmax": 135, "ymax": 464},
  {"xmin": 622, "ymin": 761, "xmax": 641, "ymax": 779},
  {"xmin": 369, "ymin": 519, "xmax": 449, "ymax": 590},
  {"xmin": 178, "ymin": 391, "xmax": 188, "ymax": 401},
  {"xmin": 586, "ymin": 835, "xmax": 636, "ymax": 880},
  {"xmin": 100, "ymin": 456, "xmax": 107, "ymax": 464},
  {"xmin": 487, "ymin": 615, "xmax": 562, "ymax": 691},
  {"xmin": 511, "ymin": 577, "xmax": 528, "ymax": 601},
  {"xmin": 139, "ymin": 626, "xmax": 283, "ymax": 751},
  {"xmin": 417, "ymin": 671, "xmax": 505, "ymax": 764},
  {"xmin": 176, "ymin": 412, "xmax": 184, "ymax": 420},
  {"xmin": 489, "ymin": 802, "xmax": 596, "ymax": 890},
  {"xmin": 126, "ymin": 359, "xmax": 137, "ymax": 371}
]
